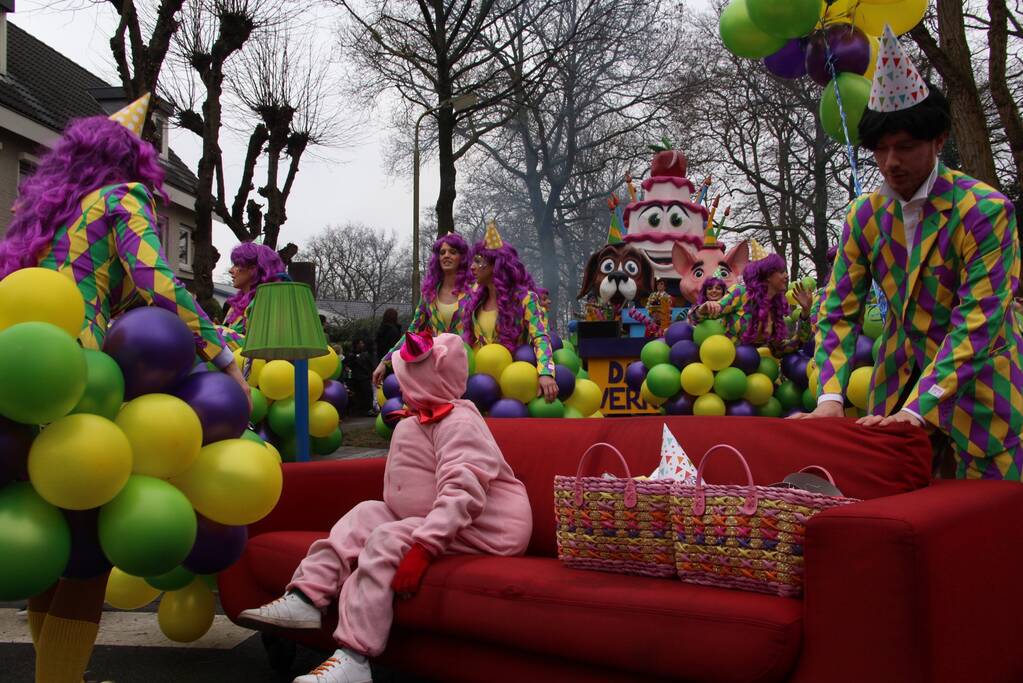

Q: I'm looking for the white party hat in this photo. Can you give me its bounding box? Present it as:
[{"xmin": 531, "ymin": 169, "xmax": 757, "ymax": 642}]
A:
[
  {"xmin": 868, "ymin": 26, "xmax": 929, "ymax": 113},
  {"xmin": 657, "ymin": 424, "xmax": 697, "ymax": 483}
]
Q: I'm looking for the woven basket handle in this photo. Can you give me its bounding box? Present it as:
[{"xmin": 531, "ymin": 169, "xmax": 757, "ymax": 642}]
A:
[
  {"xmin": 798, "ymin": 465, "xmax": 836, "ymax": 485},
  {"xmin": 693, "ymin": 444, "xmax": 757, "ymax": 516},
  {"xmin": 573, "ymin": 442, "xmax": 636, "ymax": 509}
]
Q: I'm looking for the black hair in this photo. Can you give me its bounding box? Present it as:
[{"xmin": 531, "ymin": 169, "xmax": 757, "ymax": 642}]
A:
[{"xmin": 858, "ymin": 84, "xmax": 951, "ymax": 151}]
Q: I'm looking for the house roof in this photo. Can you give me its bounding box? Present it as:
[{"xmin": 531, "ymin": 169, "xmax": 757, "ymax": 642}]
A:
[
  {"xmin": 1, "ymin": 21, "xmax": 199, "ymax": 196},
  {"xmin": 318, "ymin": 300, "xmax": 414, "ymax": 321}
]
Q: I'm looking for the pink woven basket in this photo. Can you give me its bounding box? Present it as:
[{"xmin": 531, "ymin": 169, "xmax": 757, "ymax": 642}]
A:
[
  {"xmin": 554, "ymin": 442, "xmax": 675, "ymax": 578},
  {"xmin": 671, "ymin": 444, "xmax": 860, "ymax": 598}
]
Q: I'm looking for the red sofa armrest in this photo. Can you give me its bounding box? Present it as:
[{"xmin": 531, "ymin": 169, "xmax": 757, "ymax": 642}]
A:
[
  {"xmin": 248, "ymin": 458, "xmax": 386, "ymax": 536},
  {"xmin": 791, "ymin": 480, "xmax": 1023, "ymax": 683}
]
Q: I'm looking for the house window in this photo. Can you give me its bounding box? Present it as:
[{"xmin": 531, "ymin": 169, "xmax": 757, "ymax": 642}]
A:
[
  {"xmin": 17, "ymin": 155, "xmax": 39, "ymax": 185},
  {"xmin": 157, "ymin": 215, "xmax": 170, "ymax": 252},
  {"xmin": 152, "ymin": 112, "xmax": 169, "ymax": 159},
  {"xmin": 179, "ymin": 225, "xmax": 194, "ymax": 270}
]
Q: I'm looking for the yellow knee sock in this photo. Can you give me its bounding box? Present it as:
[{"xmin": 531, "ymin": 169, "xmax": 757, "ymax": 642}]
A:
[
  {"xmin": 34, "ymin": 615, "xmax": 100, "ymax": 683},
  {"xmin": 28, "ymin": 610, "xmax": 47, "ymax": 652}
]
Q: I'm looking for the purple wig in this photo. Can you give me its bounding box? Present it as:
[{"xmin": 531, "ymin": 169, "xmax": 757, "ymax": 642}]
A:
[
  {"xmin": 420, "ymin": 233, "xmax": 471, "ymax": 302},
  {"xmin": 463, "ymin": 241, "xmax": 540, "ymax": 349},
  {"xmin": 741, "ymin": 253, "xmax": 790, "ymax": 346},
  {"xmin": 224, "ymin": 242, "xmax": 286, "ymax": 324},
  {"xmin": 698, "ymin": 277, "xmax": 727, "ymax": 305},
  {"xmin": 0, "ymin": 116, "xmax": 168, "ymax": 278}
]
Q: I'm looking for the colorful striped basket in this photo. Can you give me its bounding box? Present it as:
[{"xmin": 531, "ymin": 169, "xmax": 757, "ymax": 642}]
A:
[
  {"xmin": 554, "ymin": 442, "xmax": 676, "ymax": 578},
  {"xmin": 671, "ymin": 444, "xmax": 860, "ymax": 598}
]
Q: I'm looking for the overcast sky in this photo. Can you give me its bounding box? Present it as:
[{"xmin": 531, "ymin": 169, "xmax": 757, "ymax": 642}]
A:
[{"xmin": 10, "ymin": 0, "xmax": 713, "ymax": 280}]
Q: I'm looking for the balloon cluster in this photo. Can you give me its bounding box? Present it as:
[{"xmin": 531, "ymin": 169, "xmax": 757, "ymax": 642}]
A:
[
  {"xmin": 719, "ymin": 0, "xmax": 930, "ymax": 144},
  {"xmin": 243, "ymin": 345, "xmax": 346, "ymax": 460},
  {"xmin": 0, "ymin": 268, "xmax": 283, "ymax": 644}
]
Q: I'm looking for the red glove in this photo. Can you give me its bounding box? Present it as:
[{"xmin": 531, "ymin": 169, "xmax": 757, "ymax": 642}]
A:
[{"xmin": 391, "ymin": 543, "xmax": 433, "ymax": 596}]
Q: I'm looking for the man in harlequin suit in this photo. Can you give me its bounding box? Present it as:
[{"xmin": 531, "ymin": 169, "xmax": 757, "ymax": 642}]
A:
[{"xmin": 796, "ymin": 26, "xmax": 1022, "ymax": 481}]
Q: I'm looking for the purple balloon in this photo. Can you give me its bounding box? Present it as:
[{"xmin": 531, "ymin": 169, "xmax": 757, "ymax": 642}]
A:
[
  {"xmin": 554, "ymin": 365, "xmax": 576, "ymax": 401},
  {"xmin": 802, "ymin": 339, "xmax": 816, "ymax": 357},
  {"xmin": 669, "ymin": 340, "xmax": 700, "ymax": 369},
  {"xmin": 103, "ymin": 307, "xmax": 196, "ymax": 399},
  {"xmin": 0, "ymin": 416, "xmax": 34, "ymax": 485},
  {"xmin": 489, "ymin": 398, "xmax": 529, "ymax": 418},
  {"xmin": 781, "ymin": 353, "xmax": 803, "ymax": 381},
  {"xmin": 663, "ymin": 393, "xmax": 695, "ymax": 416},
  {"xmin": 549, "ymin": 333, "xmax": 563, "ymax": 352},
  {"xmin": 173, "ymin": 371, "xmax": 250, "ymax": 445},
  {"xmin": 513, "ymin": 344, "xmax": 537, "ymax": 365},
  {"xmin": 464, "ymin": 373, "xmax": 501, "ymax": 412},
  {"xmin": 381, "ymin": 373, "xmax": 402, "ymax": 400},
  {"xmin": 764, "ymin": 38, "xmax": 808, "ymax": 80},
  {"xmin": 381, "ymin": 396, "xmax": 406, "ymax": 425},
  {"xmin": 733, "ymin": 344, "xmax": 762, "ymax": 374},
  {"xmin": 256, "ymin": 421, "xmax": 276, "ymax": 445},
  {"xmin": 625, "ymin": 361, "xmax": 648, "ymax": 391},
  {"xmin": 321, "ymin": 380, "xmax": 349, "ymax": 414},
  {"xmin": 786, "ymin": 357, "xmax": 810, "ymax": 390},
  {"xmin": 806, "ymin": 25, "xmax": 871, "ymax": 87},
  {"xmin": 726, "ymin": 400, "xmax": 757, "ymax": 417},
  {"xmin": 182, "ymin": 514, "xmax": 248, "ymax": 574},
  {"xmin": 664, "ymin": 322, "xmax": 694, "ymax": 346},
  {"xmin": 62, "ymin": 508, "xmax": 112, "ymax": 580},
  {"xmin": 852, "ymin": 334, "xmax": 875, "ymax": 369}
]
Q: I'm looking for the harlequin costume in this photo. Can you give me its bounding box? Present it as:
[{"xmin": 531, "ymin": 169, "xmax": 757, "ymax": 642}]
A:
[
  {"xmin": 693, "ymin": 283, "xmax": 812, "ymax": 356},
  {"xmin": 384, "ymin": 287, "xmax": 472, "ymax": 359},
  {"xmin": 238, "ymin": 331, "xmax": 532, "ymax": 682}
]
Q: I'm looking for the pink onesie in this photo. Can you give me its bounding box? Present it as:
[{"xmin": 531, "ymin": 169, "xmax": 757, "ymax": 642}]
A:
[{"xmin": 287, "ymin": 333, "xmax": 533, "ymax": 655}]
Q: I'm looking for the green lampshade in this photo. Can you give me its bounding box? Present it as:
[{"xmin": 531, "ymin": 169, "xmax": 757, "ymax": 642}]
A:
[{"xmin": 242, "ymin": 282, "xmax": 328, "ymax": 360}]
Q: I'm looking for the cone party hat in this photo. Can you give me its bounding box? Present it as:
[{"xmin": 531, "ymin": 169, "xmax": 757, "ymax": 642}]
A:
[
  {"xmin": 483, "ymin": 220, "xmax": 504, "ymax": 249},
  {"xmin": 108, "ymin": 93, "xmax": 151, "ymax": 136},
  {"xmin": 868, "ymin": 26, "xmax": 929, "ymax": 113}
]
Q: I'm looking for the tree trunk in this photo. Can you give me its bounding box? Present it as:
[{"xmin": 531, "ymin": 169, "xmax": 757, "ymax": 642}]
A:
[
  {"xmin": 435, "ymin": 105, "xmax": 458, "ymax": 236},
  {"xmin": 811, "ymin": 121, "xmax": 833, "ymax": 281},
  {"xmin": 192, "ymin": 70, "xmax": 226, "ymax": 313},
  {"xmin": 988, "ymin": 0, "xmax": 1023, "ymax": 200}
]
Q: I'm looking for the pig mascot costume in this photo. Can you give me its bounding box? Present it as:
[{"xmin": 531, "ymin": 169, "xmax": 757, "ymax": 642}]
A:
[{"xmin": 238, "ymin": 331, "xmax": 533, "ymax": 683}]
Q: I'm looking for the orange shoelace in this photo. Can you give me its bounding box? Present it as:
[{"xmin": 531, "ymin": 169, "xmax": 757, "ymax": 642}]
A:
[{"xmin": 310, "ymin": 657, "xmax": 339, "ymax": 675}]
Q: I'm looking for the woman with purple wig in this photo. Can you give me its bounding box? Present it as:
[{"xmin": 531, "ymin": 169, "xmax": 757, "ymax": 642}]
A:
[
  {"xmin": 372, "ymin": 232, "xmax": 474, "ymax": 385},
  {"xmin": 463, "ymin": 223, "xmax": 558, "ymax": 402},
  {"xmin": 698, "ymin": 277, "xmax": 728, "ymax": 305},
  {"xmin": 220, "ymin": 242, "xmax": 287, "ymax": 348},
  {"xmin": 692, "ymin": 253, "xmax": 814, "ymax": 355},
  {"xmin": 0, "ymin": 101, "xmax": 247, "ymax": 683}
]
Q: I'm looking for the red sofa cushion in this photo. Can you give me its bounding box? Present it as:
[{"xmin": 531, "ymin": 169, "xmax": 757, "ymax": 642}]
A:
[
  {"xmin": 487, "ymin": 416, "xmax": 933, "ymax": 557},
  {"xmin": 395, "ymin": 555, "xmax": 802, "ymax": 683},
  {"xmin": 248, "ymin": 531, "xmax": 328, "ymax": 596}
]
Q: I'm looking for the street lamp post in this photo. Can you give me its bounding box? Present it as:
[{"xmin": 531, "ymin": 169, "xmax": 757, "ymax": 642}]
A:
[{"xmin": 412, "ymin": 93, "xmax": 478, "ymax": 303}]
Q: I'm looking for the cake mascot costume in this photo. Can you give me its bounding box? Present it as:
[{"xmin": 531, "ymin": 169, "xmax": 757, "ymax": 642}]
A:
[
  {"xmin": 238, "ymin": 331, "xmax": 532, "ymax": 683},
  {"xmin": 222, "ymin": 242, "xmax": 287, "ymax": 348}
]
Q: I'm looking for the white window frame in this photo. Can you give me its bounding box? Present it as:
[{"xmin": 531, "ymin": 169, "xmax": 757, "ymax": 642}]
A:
[
  {"xmin": 178, "ymin": 224, "xmax": 194, "ymax": 272},
  {"xmin": 152, "ymin": 112, "xmax": 170, "ymax": 159},
  {"xmin": 17, "ymin": 153, "xmax": 40, "ymax": 184}
]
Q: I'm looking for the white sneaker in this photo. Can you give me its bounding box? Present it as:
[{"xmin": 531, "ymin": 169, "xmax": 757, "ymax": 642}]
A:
[
  {"xmin": 236, "ymin": 592, "xmax": 322, "ymax": 630},
  {"xmin": 293, "ymin": 649, "xmax": 372, "ymax": 683}
]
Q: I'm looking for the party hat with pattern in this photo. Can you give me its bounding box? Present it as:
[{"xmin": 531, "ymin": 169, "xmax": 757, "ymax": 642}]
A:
[
  {"xmin": 483, "ymin": 220, "xmax": 504, "ymax": 249},
  {"xmin": 656, "ymin": 424, "xmax": 697, "ymax": 483},
  {"xmin": 749, "ymin": 238, "xmax": 770, "ymax": 262},
  {"xmin": 868, "ymin": 26, "xmax": 929, "ymax": 113},
  {"xmin": 108, "ymin": 93, "xmax": 151, "ymax": 136}
]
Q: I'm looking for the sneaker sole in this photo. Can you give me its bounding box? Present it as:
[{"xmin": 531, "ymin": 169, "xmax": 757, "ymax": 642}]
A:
[{"xmin": 236, "ymin": 612, "xmax": 322, "ymax": 631}]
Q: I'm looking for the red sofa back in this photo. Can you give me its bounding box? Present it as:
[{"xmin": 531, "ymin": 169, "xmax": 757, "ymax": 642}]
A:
[{"xmin": 484, "ymin": 416, "xmax": 933, "ymax": 558}]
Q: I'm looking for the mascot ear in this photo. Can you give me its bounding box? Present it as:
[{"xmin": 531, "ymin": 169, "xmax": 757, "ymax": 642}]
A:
[
  {"xmin": 578, "ymin": 249, "xmax": 602, "ymax": 299},
  {"xmin": 636, "ymin": 251, "xmax": 655, "ymax": 295},
  {"xmin": 723, "ymin": 241, "xmax": 750, "ymax": 277},
  {"xmin": 672, "ymin": 241, "xmax": 698, "ymax": 276}
]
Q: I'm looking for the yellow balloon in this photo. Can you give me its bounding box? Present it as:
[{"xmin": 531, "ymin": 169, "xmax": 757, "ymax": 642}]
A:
[
  {"xmin": 264, "ymin": 441, "xmax": 282, "ymax": 463},
  {"xmin": 743, "ymin": 373, "xmax": 775, "ymax": 406},
  {"xmin": 640, "ymin": 380, "xmax": 667, "ymax": 407},
  {"xmin": 854, "ymin": 0, "xmax": 928, "ymax": 35},
  {"xmin": 809, "ymin": 369, "xmax": 821, "ymax": 396},
  {"xmin": 307, "ymin": 370, "xmax": 324, "ymax": 403},
  {"xmin": 106, "ymin": 567, "xmax": 161, "ymax": 610},
  {"xmin": 499, "ymin": 361, "xmax": 539, "ymax": 403},
  {"xmin": 171, "ymin": 438, "xmax": 282, "ymax": 526},
  {"xmin": 699, "ymin": 335, "xmax": 736, "ymax": 371},
  {"xmin": 806, "ymin": 358, "xmax": 817, "ymax": 378},
  {"xmin": 259, "ymin": 360, "xmax": 295, "ymax": 400},
  {"xmin": 693, "ymin": 393, "xmax": 727, "ymax": 416},
  {"xmin": 588, "ymin": 411, "xmax": 604, "ymax": 418},
  {"xmin": 28, "ymin": 414, "xmax": 133, "ymax": 510},
  {"xmin": 757, "ymin": 346, "xmax": 773, "ymax": 358},
  {"xmin": 308, "ymin": 346, "xmax": 339, "ymax": 379},
  {"xmin": 566, "ymin": 378, "xmax": 602, "ymax": 417},
  {"xmin": 116, "ymin": 394, "xmax": 202, "ymax": 479},
  {"xmin": 0, "ymin": 267, "xmax": 85, "ymax": 337},
  {"xmin": 680, "ymin": 363, "xmax": 715, "ymax": 396},
  {"xmin": 475, "ymin": 343, "xmax": 513, "ymax": 381},
  {"xmin": 847, "ymin": 366, "xmax": 874, "ymax": 410},
  {"xmin": 862, "ymin": 34, "xmax": 881, "ymax": 80},
  {"xmin": 376, "ymin": 385, "xmax": 386, "ymax": 407},
  {"xmin": 309, "ymin": 401, "xmax": 340, "ymax": 438},
  {"xmin": 158, "ymin": 578, "xmax": 216, "ymax": 643},
  {"xmin": 233, "ymin": 348, "xmax": 266, "ymax": 388}
]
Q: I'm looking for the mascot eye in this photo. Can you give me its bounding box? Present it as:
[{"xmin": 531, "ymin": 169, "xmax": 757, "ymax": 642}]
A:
[
  {"xmin": 647, "ymin": 213, "xmax": 661, "ymax": 227},
  {"xmin": 693, "ymin": 267, "xmax": 704, "ymax": 279},
  {"xmin": 624, "ymin": 261, "xmax": 640, "ymax": 276},
  {"xmin": 715, "ymin": 266, "xmax": 731, "ymax": 278},
  {"xmin": 600, "ymin": 258, "xmax": 615, "ymax": 274},
  {"xmin": 670, "ymin": 214, "xmax": 683, "ymax": 227}
]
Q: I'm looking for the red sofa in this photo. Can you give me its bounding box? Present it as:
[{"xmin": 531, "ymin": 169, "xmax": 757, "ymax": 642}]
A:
[{"xmin": 219, "ymin": 416, "xmax": 1023, "ymax": 683}]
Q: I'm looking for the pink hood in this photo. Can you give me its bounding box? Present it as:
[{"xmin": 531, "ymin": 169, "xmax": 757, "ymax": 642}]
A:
[{"xmin": 392, "ymin": 332, "xmax": 468, "ymax": 409}]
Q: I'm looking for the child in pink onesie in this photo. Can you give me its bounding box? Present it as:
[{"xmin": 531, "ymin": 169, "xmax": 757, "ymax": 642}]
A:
[{"xmin": 238, "ymin": 331, "xmax": 533, "ymax": 683}]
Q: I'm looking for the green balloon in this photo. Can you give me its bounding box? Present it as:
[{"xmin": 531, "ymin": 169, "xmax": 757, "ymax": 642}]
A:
[
  {"xmin": 863, "ymin": 305, "xmax": 884, "ymax": 340},
  {"xmin": 757, "ymin": 356, "xmax": 780, "ymax": 382},
  {"xmin": 577, "ymin": 368, "xmax": 589, "ymax": 380},
  {"xmin": 328, "ymin": 359, "xmax": 343, "ymax": 381},
  {"xmin": 98, "ymin": 475, "xmax": 197, "ymax": 578},
  {"xmin": 552, "ymin": 349, "xmax": 581, "ymax": 375},
  {"xmin": 312, "ymin": 428, "xmax": 343, "ymax": 455},
  {"xmin": 146, "ymin": 565, "xmax": 195, "ymax": 591},
  {"xmin": 714, "ymin": 367, "xmax": 748, "ymax": 402},
  {"xmin": 240, "ymin": 429, "xmax": 265, "ymax": 445},
  {"xmin": 820, "ymin": 74, "xmax": 872, "ymax": 145},
  {"xmin": 758, "ymin": 396, "xmax": 784, "ymax": 417},
  {"xmin": 375, "ymin": 413, "xmax": 393, "ymax": 439},
  {"xmin": 528, "ymin": 396, "xmax": 565, "ymax": 418},
  {"xmin": 720, "ymin": 0, "xmax": 787, "ymax": 58},
  {"xmin": 250, "ymin": 388, "xmax": 268, "ymax": 424},
  {"xmin": 464, "ymin": 343, "xmax": 476, "ymax": 375},
  {"xmin": 563, "ymin": 406, "xmax": 584, "ymax": 419},
  {"xmin": 0, "ymin": 322, "xmax": 87, "ymax": 424},
  {"xmin": 70, "ymin": 349, "xmax": 124, "ymax": 421},
  {"xmin": 0, "ymin": 482, "xmax": 70, "ymax": 600},
  {"xmin": 277, "ymin": 433, "xmax": 299, "ymax": 462},
  {"xmin": 561, "ymin": 340, "xmax": 576, "ymax": 355},
  {"xmin": 802, "ymin": 387, "xmax": 817, "ymax": 412},
  {"xmin": 747, "ymin": 0, "xmax": 821, "ymax": 38},
  {"xmin": 639, "ymin": 341, "xmax": 671, "ymax": 369},
  {"xmin": 646, "ymin": 363, "xmax": 682, "ymax": 398},
  {"xmin": 693, "ymin": 320, "xmax": 727, "ymax": 346},
  {"xmin": 200, "ymin": 573, "xmax": 218, "ymax": 592},
  {"xmin": 268, "ymin": 398, "xmax": 296, "ymax": 437},
  {"xmin": 775, "ymin": 380, "xmax": 802, "ymax": 411}
]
